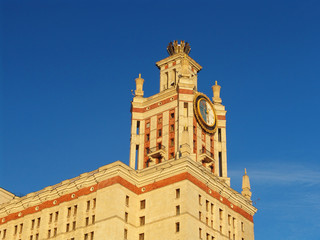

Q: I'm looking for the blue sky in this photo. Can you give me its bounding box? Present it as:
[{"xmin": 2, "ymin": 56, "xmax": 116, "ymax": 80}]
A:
[{"xmin": 1, "ymin": 0, "xmax": 320, "ymax": 239}]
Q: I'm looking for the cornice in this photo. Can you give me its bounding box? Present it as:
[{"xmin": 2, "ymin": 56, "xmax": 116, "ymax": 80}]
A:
[
  {"xmin": 155, "ymin": 53, "xmax": 202, "ymax": 72},
  {"xmin": 0, "ymin": 159, "xmax": 257, "ymax": 224}
]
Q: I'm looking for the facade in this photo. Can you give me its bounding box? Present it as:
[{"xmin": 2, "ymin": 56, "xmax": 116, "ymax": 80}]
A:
[{"xmin": 0, "ymin": 41, "xmax": 257, "ymax": 240}]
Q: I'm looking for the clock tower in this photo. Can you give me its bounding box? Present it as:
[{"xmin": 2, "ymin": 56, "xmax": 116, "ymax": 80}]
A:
[{"xmin": 130, "ymin": 40, "xmax": 229, "ymax": 185}]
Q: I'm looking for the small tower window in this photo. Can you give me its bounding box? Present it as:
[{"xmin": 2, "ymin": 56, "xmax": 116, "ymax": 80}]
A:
[
  {"xmin": 170, "ymin": 113, "xmax": 175, "ymax": 119},
  {"xmin": 136, "ymin": 121, "xmax": 140, "ymax": 135},
  {"xmin": 218, "ymin": 128, "xmax": 222, "ymax": 142},
  {"xmin": 158, "ymin": 129, "xmax": 162, "ymax": 137}
]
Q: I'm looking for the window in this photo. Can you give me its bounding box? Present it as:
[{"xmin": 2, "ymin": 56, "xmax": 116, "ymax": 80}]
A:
[
  {"xmin": 87, "ymin": 201, "xmax": 90, "ymax": 211},
  {"xmin": 199, "ymin": 194, "xmax": 202, "ymax": 205},
  {"xmin": 146, "ymin": 122, "xmax": 150, "ymax": 128},
  {"xmin": 206, "ymin": 217, "xmax": 208, "ymax": 225},
  {"xmin": 211, "ymin": 220, "xmax": 213, "ymax": 228},
  {"xmin": 84, "ymin": 233, "xmax": 88, "ymax": 240},
  {"xmin": 220, "ymin": 225, "xmax": 222, "ymax": 233},
  {"xmin": 170, "ymin": 152, "xmax": 174, "ymax": 159},
  {"xmin": 219, "ymin": 209, "xmax": 223, "ymax": 220},
  {"xmin": 30, "ymin": 235, "xmax": 33, "ymax": 240},
  {"xmin": 199, "ymin": 228, "xmax": 202, "ymax": 239},
  {"xmin": 218, "ymin": 128, "xmax": 222, "ymax": 142},
  {"xmin": 233, "ymin": 234, "xmax": 236, "ymax": 240},
  {"xmin": 233, "ymin": 218, "xmax": 236, "ymax": 228},
  {"xmin": 158, "ymin": 129, "xmax": 162, "ymax": 137},
  {"xmin": 37, "ymin": 217, "xmax": 40, "ymax": 228},
  {"xmin": 136, "ymin": 121, "xmax": 140, "ymax": 134},
  {"xmin": 228, "ymin": 215, "xmax": 231, "ymax": 225},
  {"xmin": 228, "ymin": 231, "xmax": 231, "ymax": 239},
  {"xmin": 53, "ymin": 228, "xmax": 57, "ymax": 237},
  {"xmin": 93, "ymin": 198, "xmax": 96, "ymax": 209},
  {"xmin": 14, "ymin": 225, "xmax": 17, "ymax": 235},
  {"xmin": 146, "ymin": 148, "xmax": 150, "ymax": 154},
  {"xmin": 125, "ymin": 212, "xmax": 128, "ymax": 223},
  {"xmin": 86, "ymin": 217, "xmax": 89, "ymax": 226},
  {"xmin": 55, "ymin": 211, "xmax": 59, "ymax": 222},
  {"xmin": 170, "ymin": 124, "xmax": 174, "ymax": 132},
  {"xmin": 124, "ymin": 229, "xmax": 128, "ymax": 239},
  {"xmin": 68, "ymin": 207, "xmax": 72, "ymax": 217},
  {"xmin": 140, "ymin": 216, "xmax": 145, "ymax": 226},
  {"xmin": 184, "ymin": 102, "xmax": 188, "ymax": 116},
  {"xmin": 140, "ymin": 200, "xmax": 146, "ymax": 209},
  {"xmin": 72, "ymin": 221, "xmax": 76, "ymax": 230},
  {"xmin": 31, "ymin": 219, "xmax": 35, "ymax": 230},
  {"xmin": 74, "ymin": 204, "xmax": 78, "ymax": 215},
  {"xmin": 175, "ymin": 222, "xmax": 180, "ymax": 232},
  {"xmin": 206, "ymin": 233, "xmax": 210, "ymax": 240},
  {"xmin": 66, "ymin": 223, "xmax": 70, "ymax": 232},
  {"xmin": 176, "ymin": 188, "xmax": 180, "ymax": 198},
  {"xmin": 2, "ymin": 229, "xmax": 6, "ymax": 239},
  {"xmin": 35, "ymin": 234, "xmax": 39, "ymax": 240},
  {"xmin": 170, "ymin": 113, "xmax": 174, "ymax": 119},
  {"xmin": 241, "ymin": 222, "xmax": 244, "ymax": 232},
  {"xmin": 206, "ymin": 200, "xmax": 209, "ymax": 211},
  {"xmin": 199, "ymin": 211, "xmax": 202, "ymax": 221},
  {"xmin": 92, "ymin": 215, "xmax": 95, "ymax": 224},
  {"xmin": 211, "ymin": 203, "xmax": 214, "ymax": 214},
  {"xmin": 90, "ymin": 231, "xmax": 94, "ymax": 240},
  {"xmin": 176, "ymin": 205, "xmax": 180, "ymax": 215},
  {"xmin": 170, "ymin": 138, "xmax": 174, "ymax": 147},
  {"xmin": 146, "ymin": 134, "xmax": 150, "ymax": 141},
  {"xmin": 139, "ymin": 233, "xmax": 144, "ymax": 240},
  {"xmin": 49, "ymin": 213, "xmax": 53, "ymax": 223},
  {"xmin": 158, "ymin": 117, "xmax": 162, "ymax": 123},
  {"xmin": 219, "ymin": 152, "xmax": 223, "ymax": 177},
  {"xmin": 126, "ymin": 195, "xmax": 130, "ymax": 206},
  {"xmin": 48, "ymin": 230, "xmax": 51, "ymax": 238},
  {"xmin": 19, "ymin": 223, "xmax": 23, "ymax": 234}
]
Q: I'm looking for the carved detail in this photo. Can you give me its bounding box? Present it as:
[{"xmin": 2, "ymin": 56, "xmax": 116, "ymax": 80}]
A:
[{"xmin": 167, "ymin": 40, "xmax": 191, "ymax": 55}]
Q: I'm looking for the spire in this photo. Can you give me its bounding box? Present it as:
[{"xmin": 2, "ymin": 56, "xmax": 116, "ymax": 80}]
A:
[
  {"xmin": 135, "ymin": 73, "xmax": 144, "ymax": 97},
  {"xmin": 212, "ymin": 80, "xmax": 222, "ymax": 104},
  {"xmin": 242, "ymin": 168, "xmax": 252, "ymax": 201}
]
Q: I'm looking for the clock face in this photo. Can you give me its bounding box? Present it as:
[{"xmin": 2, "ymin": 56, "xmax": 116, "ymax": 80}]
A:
[{"xmin": 194, "ymin": 93, "xmax": 217, "ymax": 133}]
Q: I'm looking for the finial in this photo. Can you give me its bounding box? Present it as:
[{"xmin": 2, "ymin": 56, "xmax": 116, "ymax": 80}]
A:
[
  {"xmin": 242, "ymin": 168, "xmax": 252, "ymax": 201},
  {"xmin": 212, "ymin": 81, "xmax": 222, "ymax": 104},
  {"xmin": 135, "ymin": 73, "xmax": 144, "ymax": 97}
]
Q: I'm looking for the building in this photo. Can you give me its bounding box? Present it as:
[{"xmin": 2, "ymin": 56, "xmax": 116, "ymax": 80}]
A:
[{"xmin": 0, "ymin": 41, "xmax": 257, "ymax": 240}]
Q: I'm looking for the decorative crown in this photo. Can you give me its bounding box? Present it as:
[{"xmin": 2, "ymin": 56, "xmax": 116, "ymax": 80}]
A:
[{"xmin": 167, "ymin": 40, "xmax": 191, "ymax": 56}]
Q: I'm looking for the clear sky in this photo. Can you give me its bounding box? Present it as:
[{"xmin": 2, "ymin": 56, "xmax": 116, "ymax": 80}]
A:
[{"xmin": 1, "ymin": 0, "xmax": 320, "ymax": 239}]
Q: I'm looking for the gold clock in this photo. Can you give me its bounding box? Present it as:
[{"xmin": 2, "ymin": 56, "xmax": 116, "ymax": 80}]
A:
[{"xmin": 194, "ymin": 93, "xmax": 217, "ymax": 133}]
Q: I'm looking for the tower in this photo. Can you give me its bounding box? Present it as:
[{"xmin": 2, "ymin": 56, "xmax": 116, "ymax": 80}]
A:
[
  {"xmin": 0, "ymin": 41, "xmax": 257, "ymax": 240},
  {"xmin": 130, "ymin": 40, "xmax": 229, "ymax": 185}
]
